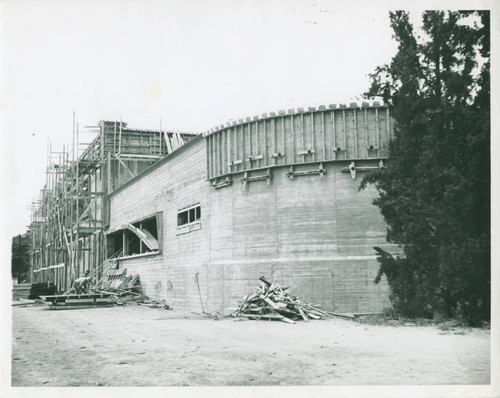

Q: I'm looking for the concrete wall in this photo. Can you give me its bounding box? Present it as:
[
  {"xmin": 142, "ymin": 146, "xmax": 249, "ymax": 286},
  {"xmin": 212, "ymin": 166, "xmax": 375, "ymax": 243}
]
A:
[{"xmin": 109, "ymin": 134, "xmax": 392, "ymax": 314}]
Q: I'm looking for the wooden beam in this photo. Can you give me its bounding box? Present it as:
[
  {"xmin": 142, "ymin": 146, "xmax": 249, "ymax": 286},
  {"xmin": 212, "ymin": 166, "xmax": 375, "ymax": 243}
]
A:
[
  {"xmin": 321, "ymin": 111, "xmax": 326, "ymax": 160},
  {"xmin": 311, "ymin": 113, "xmax": 315, "ymax": 162},
  {"xmin": 116, "ymin": 157, "xmax": 135, "ymax": 178},
  {"xmin": 353, "ymin": 108, "xmax": 358, "ymax": 158}
]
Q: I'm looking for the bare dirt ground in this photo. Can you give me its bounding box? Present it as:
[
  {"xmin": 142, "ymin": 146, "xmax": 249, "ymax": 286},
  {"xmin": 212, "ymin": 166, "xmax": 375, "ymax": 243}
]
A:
[{"xmin": 11, "ymin": 304, "xmax": 490, "ymax": 387}]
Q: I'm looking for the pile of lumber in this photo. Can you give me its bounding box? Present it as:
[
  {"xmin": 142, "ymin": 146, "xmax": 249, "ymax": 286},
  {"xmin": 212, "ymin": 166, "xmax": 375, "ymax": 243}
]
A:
[
  {"xmin": 28, "ymin": 282, "xmax": 57, "ymax": 299},
  {"xmin": 12, "ymin": 283, "xmax": 32, "ymax": 300},
  {"xmin": 93, "ymin": 268, "xmax": 142, "ymax": 297},
  {"xmin": 231, "ymin": 276, "xmax": 342, "ymax": 324}
]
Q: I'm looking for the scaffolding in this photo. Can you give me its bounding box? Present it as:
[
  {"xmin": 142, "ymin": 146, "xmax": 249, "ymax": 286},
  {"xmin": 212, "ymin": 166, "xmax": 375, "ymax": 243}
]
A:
[{"xmin": 28, "ymin": 117, "xmax": 196, "ymax": 292}]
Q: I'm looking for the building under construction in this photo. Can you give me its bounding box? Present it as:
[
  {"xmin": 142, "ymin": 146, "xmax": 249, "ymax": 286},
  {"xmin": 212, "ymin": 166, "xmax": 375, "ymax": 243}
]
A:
[
  {"xmin": 29, "ymin": 101, "xmax": 396, "ymax": 314},
  {"xmin": 28, "ymin": 119, "xmax": 196, "ymax": 292}
]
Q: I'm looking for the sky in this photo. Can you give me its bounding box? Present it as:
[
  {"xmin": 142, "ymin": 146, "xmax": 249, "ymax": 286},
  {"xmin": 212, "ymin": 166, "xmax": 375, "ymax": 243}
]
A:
[{"xmin": 0, "ymin": 0, "xmax": 495, "ymax": 238}]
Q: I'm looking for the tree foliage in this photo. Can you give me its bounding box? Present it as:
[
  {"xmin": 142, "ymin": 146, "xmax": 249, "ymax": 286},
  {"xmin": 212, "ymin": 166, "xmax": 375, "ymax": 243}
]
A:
[
  {"xmin": 11, "ymin": 233, "xmax": 31, "ymax": 283},
  {"xmin": 362, "ymin": 11, "xmax": 490, "ymax": 325}
]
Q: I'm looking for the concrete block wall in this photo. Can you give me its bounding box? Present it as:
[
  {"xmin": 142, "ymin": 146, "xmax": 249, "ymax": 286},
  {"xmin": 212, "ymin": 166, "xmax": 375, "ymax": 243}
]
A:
[
  {"xmin": 109, "ymin": 136, "xmax": 393, "ymax": 314},
  {"xmin": 109, "ymin": 136, "xmax": 212, "ymax": 310}
]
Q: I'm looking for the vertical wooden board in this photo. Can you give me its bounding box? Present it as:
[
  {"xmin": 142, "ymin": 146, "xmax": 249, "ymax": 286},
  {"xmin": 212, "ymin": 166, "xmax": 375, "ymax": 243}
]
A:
[
  {"xmin": 311, "ymin": 112, "xmax": 319, "ymax": 161},
  {"xmin": 283, "ymin": 116, "xmax": 293, "ymax": 165},
  {"xmin": 221, "ymin": 130, "xmax": 226, "ymax": 176},
  {"xmin": 213, "ymin": 132, "xmax": 219, "ymax": 177},
  {"xmin": 302, "ymin": 112, "xmax": 313, "ymax": 154},
  {"xmin": 257, "ymin": 120, "xmax": 264, "ymax": 168},
  {"xmin": 264, "ymin": 119, "xmax": 273, "ymax": 166},
  {"xmin": 365, "ymin": 108, "xmax": 379, "ymax": 156},
  {"xmin": 280, "ymin": 117, "xmax": 286, "ymax": 165},
  {"xmin": 333, "ymin": 110, "xmax": 346, "ymax": 159},
  {"xmin": 293, "ymin": 114, "xmax": 303, "ymax": 162},
  {"xmin": 232, "ymin": 127, "xmax": 238, "ymax": 169},
  {"xmin": 219, "ymin": 131, "xmax": 224, "ymax": 176},
  {"xmin": 356, "ymin": 109, "xmax": 369, "ymax": 159},
  {"xmin": 246, "ymin": 123, "xmax": 252, "ymax": 170},
  {"xmin": 323, "ymin": 111, "xmax": 334, "ymax": 161},
  {"xmin": 317, "ymin": 111, "xmax": 326, "ymax": 161},
  {"xmin": 344, "ymin": 109, "xmax": 356, "ymax": 159},
  {"xmin": 208, "ymin": 135, "xmax": 213, "ymax": 179},
  {"xmin": 240, "ymin": 124, "xmax": 246, "ymax": 171},
  {"xmin": 235, "ymin": 125, "xmax": 240, "ymax": 172}
]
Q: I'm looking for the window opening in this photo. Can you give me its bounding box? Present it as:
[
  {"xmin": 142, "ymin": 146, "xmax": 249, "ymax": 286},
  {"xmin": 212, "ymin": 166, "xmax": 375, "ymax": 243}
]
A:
[
  {"xmin": 107, "ymin": 214, "xmax": 161, "ymax": 258},
  {"xmin": 177, "ymin": 204, "xmax": 201, "ymax": 227}
]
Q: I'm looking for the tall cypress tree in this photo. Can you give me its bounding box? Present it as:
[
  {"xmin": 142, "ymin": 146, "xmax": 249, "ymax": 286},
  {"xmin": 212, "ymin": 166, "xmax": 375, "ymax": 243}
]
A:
[{"xmin": 362, "ymin": 11, "xmax": 490, "ymax": 325}]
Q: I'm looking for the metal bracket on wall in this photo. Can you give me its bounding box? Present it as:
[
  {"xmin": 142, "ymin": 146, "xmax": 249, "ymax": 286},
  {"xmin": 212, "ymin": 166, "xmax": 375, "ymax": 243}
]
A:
[
  {"xmin": 286, "ymin": 163, "xmax": 327, "ymax": 179},
  {"xmin": 212, "ymin": 176, "xmax": 233, "ymax": 189},
  {"xmin": 246, "ymin": 154, "xmax": 264, "ymax": 162},
  {"xmin": 341, "ymin": 160, "xmax": 384, "ymax": 179},
  {"xmin": 297, "ymin": 149, "xmax": 315, "ymax": 156},
  {"xmin": 228, "ymin": 159, "xmax": 243, "ymax": 169},
  {"xmin": 241, "ymin": 168, "xmax": 272, "ymax": 189}
]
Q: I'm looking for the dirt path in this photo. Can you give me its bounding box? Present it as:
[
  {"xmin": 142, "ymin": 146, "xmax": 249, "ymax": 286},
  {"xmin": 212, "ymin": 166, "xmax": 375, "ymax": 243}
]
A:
[{"xmin": 11, "ymin": 305, "xmax": 490, "ymax": 386}]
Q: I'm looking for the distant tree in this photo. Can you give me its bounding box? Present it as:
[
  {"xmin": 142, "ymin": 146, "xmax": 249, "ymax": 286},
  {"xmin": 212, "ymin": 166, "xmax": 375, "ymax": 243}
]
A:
[
  {"xmin": 11, "ymin": 233, "xmax": 31, "ymax": 283},
  {"xmin": 361, "ymin": 11, "xmax": 490, "ymax": 325}
]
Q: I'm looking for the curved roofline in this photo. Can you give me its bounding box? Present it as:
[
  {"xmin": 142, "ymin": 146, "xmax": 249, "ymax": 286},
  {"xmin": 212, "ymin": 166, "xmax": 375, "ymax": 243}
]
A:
[{"xmin": 204, "ymin": 100, "xmax": 390, "ymax": 137}]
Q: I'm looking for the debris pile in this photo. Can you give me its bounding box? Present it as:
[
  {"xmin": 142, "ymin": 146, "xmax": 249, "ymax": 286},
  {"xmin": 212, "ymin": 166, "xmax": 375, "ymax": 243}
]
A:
[
  {"xmin": 93, "ymin": 267, "xmax": 142, "ymax": 297},
  {"xmin": 231, "ymin": 276, "xmax": 339, "ymax": 324}
]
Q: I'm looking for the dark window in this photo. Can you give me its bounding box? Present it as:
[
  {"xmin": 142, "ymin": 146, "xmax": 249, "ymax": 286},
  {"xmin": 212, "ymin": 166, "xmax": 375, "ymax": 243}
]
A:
[
  {"xmin": 107, "ymin": 213, "xmax": 161, "ymax": 258},
  {"xmin": 177, "ymin": 204, "xmax": 201, "ymax": 227}
]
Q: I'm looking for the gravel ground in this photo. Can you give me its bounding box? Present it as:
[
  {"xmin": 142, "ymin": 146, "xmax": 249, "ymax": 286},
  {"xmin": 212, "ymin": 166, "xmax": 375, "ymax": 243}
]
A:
[{"xmin": 10, "ymin": 303, "xmax": 490, "ymax": 387}]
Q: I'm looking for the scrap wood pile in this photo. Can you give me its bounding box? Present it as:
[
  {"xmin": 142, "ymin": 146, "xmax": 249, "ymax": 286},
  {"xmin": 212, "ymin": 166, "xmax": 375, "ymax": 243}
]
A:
[
  {"xmin": 92, "ymin": 265, "xmax": 143, "ymax": 298},
  {"xmin": 232, "ymin": 276, "xmax": 350, "ymax": 324},
  {"xmin": 95, "ymin": 273, "xmax": 141, "ymax": 296}
]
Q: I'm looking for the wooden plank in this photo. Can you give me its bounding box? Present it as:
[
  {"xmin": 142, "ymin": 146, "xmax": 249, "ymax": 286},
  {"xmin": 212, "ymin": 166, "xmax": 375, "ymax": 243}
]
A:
[
  {"xmin": 297, "ymin": 306, "xmax": 309, "ymax": 322},
  {"xmin": 376, "ymin": 108, "xmax": 380, "ymax": 157},
  {"xmin": 281, "ymin": 117, "xmax": 285, "ymax": 165},
  {"xmin": 272, "ymin": 118, "xmax": 276, "ymax": 165},
  {"xmin": 248, "ymin": 123, "xmax": 252, "ymax": 168},
  {"xmin": 215, "ymin": 132, "xmax": 220, "ymax": 176},
  {"xmin": 364, "ymin": 108, "xmax": 369, "ymax": 155},
  {"xmin": 256, "ymin": 121, "xmax": 260, "ymax": 168},
  {"xmin": 353, "ymin": 108, "xmax": 358, "ymax": 158},
  {"xmin": 206, "ymin": 134, "xmax": 210, "ymax": 179},
  {"xmin": 321, "ymin": 111, "xmax": 326, "ymax": 160},
  {"xmin": 301, "ymin": 113, "xmax": 305, "ymax": 160},
  {"xmin": 311, "ymin": 113, "xmax": 316, "ymax": 162},
  {"xmin": 304, "ymin": 311, "xmax": 321, "ymax": 319},
  {"xmin": 263, "ymin": 119, "xmax": 268, "ymax": 166},
  {"xmin": 342, "ymin": 109, "xmax": 347, "ymax": 157}
]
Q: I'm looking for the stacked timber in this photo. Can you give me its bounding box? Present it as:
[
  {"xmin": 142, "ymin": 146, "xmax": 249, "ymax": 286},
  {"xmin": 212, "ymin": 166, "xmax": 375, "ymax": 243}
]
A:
[
  {"xmin": 232, "ymin": 276, "xmax": 340, "ymax": 324},
  {"xmin": 28, "ymin": 283, "xmax": 57, "ymax": 299},
  {"xmin": 12, "ymin": 283, "xmax": 32, "ymax": 300}
]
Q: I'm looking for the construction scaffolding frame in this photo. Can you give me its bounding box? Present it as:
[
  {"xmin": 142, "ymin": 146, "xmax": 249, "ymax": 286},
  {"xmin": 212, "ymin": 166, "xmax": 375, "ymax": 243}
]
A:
[{"xmin": 29, "ymin": 117, "xmax": 197, "ymax": 292}]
